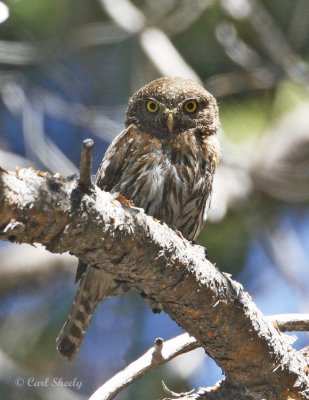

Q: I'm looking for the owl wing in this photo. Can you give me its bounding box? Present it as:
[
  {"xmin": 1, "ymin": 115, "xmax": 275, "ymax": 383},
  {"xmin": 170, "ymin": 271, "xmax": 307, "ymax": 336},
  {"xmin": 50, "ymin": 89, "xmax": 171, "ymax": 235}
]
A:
[{"xmin": 95, "ymin": 125, "xmax": 135, "ymax": 191}]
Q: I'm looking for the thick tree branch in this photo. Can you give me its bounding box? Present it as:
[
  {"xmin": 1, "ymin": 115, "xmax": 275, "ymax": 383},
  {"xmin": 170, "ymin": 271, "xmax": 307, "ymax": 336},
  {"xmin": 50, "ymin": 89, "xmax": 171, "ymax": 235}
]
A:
[{"xmin": 0, "ymin": 167, "xmax": 308, "ymax": 400}]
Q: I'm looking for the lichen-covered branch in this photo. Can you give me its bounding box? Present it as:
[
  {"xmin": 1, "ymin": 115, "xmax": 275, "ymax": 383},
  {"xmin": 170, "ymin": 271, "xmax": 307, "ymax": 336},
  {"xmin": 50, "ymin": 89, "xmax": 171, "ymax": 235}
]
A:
[{"xmin": 0, "ymin": 167, "xmax": 308, "ymax": 400}]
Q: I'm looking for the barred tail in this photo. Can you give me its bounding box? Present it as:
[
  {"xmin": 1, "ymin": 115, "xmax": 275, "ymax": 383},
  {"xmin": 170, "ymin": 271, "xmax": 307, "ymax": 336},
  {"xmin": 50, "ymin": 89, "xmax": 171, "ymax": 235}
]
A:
[{"xmin": 56, "ymin": 267, "xmax": 115, "ymax": 360}]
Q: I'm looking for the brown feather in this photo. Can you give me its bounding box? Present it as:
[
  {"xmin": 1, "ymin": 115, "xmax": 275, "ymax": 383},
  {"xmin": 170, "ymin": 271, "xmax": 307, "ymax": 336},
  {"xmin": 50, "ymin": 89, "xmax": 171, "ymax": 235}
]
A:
[{"xmin": 57, "ymin": 77, "xmax": 220, "ymax": 359}]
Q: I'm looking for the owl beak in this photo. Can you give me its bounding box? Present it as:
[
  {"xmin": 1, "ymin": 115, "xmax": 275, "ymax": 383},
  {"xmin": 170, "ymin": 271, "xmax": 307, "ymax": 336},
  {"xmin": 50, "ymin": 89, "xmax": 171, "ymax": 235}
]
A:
[
  {"xmin": 164, "ymin": 109, "xmax": 178, "ymax": 133},
  {"xmin": 166, "ymin": 113, "xmax": 174, "ymax": 133}
]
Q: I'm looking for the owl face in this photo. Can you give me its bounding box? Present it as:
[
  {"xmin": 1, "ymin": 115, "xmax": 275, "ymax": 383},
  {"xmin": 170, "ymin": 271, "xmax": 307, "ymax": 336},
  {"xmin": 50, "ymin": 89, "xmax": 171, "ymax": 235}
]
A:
[{"xmin": 126, "ymin": 77, "xmax": 218, "ymax": 137}]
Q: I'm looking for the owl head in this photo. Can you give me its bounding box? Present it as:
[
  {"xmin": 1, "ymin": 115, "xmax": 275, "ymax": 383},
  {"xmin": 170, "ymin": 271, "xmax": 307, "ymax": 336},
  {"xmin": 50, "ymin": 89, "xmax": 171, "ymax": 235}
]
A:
[{"xmin": 126, "ymin": 77, "xmax": 218, "ymax": 137}]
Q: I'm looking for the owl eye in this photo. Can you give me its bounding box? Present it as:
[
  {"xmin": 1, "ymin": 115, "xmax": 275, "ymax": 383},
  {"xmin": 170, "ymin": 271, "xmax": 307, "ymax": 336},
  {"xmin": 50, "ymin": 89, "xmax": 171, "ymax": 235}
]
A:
[
  {"xmin": 146, "ymin": 100, "xmax": 159, "ymax": 113},
  {"xmin": 183, "ymin": 100, "xmax": 198, "ymax": 113}
]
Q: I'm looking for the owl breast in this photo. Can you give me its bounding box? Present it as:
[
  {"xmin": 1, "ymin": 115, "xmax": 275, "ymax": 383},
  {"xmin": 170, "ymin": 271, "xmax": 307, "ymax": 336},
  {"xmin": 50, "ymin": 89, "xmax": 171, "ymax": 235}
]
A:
[{"xmin": 111, "ymin": 134, "xmax": 213, "ymax": 241}]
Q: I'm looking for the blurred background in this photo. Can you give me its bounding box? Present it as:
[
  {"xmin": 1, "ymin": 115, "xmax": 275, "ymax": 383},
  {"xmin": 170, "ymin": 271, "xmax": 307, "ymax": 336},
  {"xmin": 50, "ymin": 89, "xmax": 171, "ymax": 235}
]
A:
[{"xmin": 0, "ymin": 0, "xmax": 309, "ymax": 399}]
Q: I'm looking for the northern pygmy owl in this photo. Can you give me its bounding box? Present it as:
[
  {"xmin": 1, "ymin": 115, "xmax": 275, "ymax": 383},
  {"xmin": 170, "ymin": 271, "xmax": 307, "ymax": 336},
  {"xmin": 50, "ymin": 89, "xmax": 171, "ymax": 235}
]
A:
[{"xmin": 57, "ymin": 76, "xmax": 220, "ymax": 359}]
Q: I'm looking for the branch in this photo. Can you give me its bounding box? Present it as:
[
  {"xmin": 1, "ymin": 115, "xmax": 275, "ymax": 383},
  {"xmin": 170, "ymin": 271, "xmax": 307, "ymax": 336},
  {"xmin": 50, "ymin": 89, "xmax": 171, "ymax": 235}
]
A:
[
  {"xmin": 0, "ymin": 167, "xmax": 308, "ymax": 399},
  {"xmin": 89, "ymin": 313, "xmax": 309, "ymax": 400},
  {"xmin": 266, "ymin": 314, "xmax": 309, "ymax": 333},
  {"xmin": 89, "ymin": 335, "xmax": 197, "ymax": 400},
  {"xmin": 79, "ymin": 139, "xmax": 94, "ymax": 194},
  {"xmin": 161, "ymin": 380, "xmax": 256, "ymax": 400}
]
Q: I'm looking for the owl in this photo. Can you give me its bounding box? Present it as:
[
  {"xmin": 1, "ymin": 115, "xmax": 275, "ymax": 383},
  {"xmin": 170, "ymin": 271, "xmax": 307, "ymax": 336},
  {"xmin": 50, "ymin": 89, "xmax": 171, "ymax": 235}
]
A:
[{"xmin": 57, "ymin": 76, "xmax": 220, "ymax": 359}]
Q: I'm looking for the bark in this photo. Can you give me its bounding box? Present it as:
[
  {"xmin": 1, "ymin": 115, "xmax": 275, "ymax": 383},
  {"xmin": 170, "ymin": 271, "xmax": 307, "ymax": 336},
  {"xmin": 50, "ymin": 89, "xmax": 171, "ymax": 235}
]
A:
[{"xmin": 0, "ymin": 167, "xmax": 308, "ymax": 400}]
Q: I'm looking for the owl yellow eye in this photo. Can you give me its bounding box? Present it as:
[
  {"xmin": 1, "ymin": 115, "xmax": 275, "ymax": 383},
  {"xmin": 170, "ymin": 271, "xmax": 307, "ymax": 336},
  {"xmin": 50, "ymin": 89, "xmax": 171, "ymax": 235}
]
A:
[
  {"xmin": 146, "ymin": 100, "xmax": 159, "ymax": 113},
  {"xmin": 183, "ymin": 100, "xmax": 198, "ymax": 113}
]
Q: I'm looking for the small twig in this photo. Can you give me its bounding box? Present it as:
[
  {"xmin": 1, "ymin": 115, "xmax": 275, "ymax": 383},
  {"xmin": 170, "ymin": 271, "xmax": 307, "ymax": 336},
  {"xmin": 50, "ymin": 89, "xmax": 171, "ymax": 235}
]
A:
[
  {"xmin": 162, "ymin": 380, "xmax": 195, "ymax": 398},
  {"xmin": 79, "ymin": 138, "xmax": 94, "ymax": 193},
  {"xmin": 152, "ymin": 337, "xmax": 164, "ymax": 362},
  {"xmin": 88, "ymin": 333, "xmax": 198, "ymax": 400},
  {"xmin": 266, "ymin": 314, "xmax": 309, "ymax": 332},
  {"xmin": 88, "ymin": 313, "xmax": 309, "ymax": 400}
]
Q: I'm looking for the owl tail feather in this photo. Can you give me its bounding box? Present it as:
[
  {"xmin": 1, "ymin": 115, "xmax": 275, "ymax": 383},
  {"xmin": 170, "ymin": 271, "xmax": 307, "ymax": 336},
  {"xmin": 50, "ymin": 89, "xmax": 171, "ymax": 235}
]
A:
[
  {"xmin": 56, "ymin": 289, "xmax": 99, "ymax": 359},
  {"xmin": 56, "ymin": 267, "xmax": 116, "ymax": 360}
]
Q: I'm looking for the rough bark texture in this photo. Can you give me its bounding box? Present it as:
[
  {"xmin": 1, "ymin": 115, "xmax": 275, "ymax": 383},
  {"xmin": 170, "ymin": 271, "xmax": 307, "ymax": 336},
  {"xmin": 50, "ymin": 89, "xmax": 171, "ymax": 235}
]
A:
[{"xmin": 0, "ymin": 167, "xmax": 308, "ymax": 400}]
